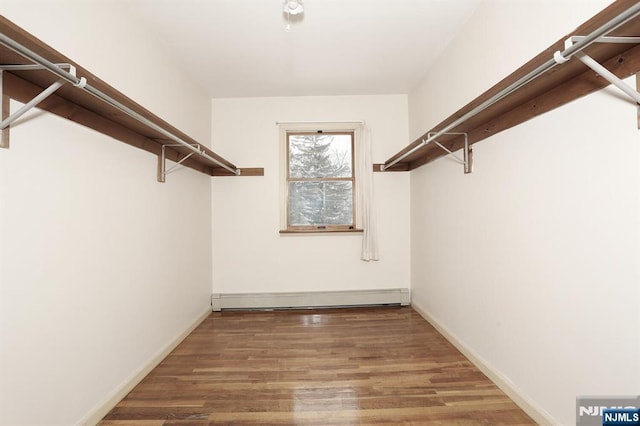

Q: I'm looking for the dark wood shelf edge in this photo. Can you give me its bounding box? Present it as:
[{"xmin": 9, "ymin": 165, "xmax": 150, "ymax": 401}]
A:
[
  {"xmin": 373, "ymin": 163, "xmax": 409, "ymax": 172},
  {"xmin": 210, "ymin": 167, "xmax": 265, "ymax": 177}
]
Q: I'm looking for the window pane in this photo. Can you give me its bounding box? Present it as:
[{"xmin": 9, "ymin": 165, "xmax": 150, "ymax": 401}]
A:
[
  {"xmin": 289, "ymin": 134, "xmax": 352, "ymax": 178},
  {"xmin": 289, "ymin": 181, "xmax": 353, "ymax": 226}
]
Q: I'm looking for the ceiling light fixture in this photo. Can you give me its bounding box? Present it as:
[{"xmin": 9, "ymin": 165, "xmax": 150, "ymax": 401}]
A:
[{"xmin": 283, "ymin": 0, "xmax": 304, "ymax": 16}]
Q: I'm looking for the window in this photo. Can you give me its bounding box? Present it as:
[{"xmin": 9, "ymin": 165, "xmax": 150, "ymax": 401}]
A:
[{"xmin": 280, "ymin": 124, "xmax": 360, "ymax": 232}]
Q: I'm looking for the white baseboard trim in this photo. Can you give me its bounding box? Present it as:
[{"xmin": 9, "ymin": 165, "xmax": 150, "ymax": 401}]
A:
[
  {"xmin": 78, "ymin": 307, "xmax": 211, "ymax": 425},
  {"xmin": 410, "ymin": 301, "xmax": 557, "ymax": 426},
  {"xmin": 211, "ymin": 288, "xmax": 410, "ymax": 311}
]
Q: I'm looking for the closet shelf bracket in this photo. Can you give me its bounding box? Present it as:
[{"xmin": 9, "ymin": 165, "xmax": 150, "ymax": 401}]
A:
[
  {"xmin": 0, "ymin": 63, "xmax": 76, "ymax": 148},
  {"xmin": 426, "ymin": 132, "xmax": 472, "ymax": 174},
  {"xmin": 158, "ymin": 143, "xmax": 201, "ymax": 183},
  {"xmin": 561, "ymin": 36, "xmax": 640, "ymax": 105}
]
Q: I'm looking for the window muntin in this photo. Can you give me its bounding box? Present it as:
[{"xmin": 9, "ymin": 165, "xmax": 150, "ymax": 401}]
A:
[{"xmin": 286, "ymin": 132, "xmax": 355, "ymax": 230}]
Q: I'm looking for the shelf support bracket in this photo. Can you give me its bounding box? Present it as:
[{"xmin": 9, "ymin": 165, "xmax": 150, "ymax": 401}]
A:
[
  {"xmin": 426, "ymin": 132, "xmax": 473, "ymax": 174},
  {"xmin": 563, "ymin": 36, "xmax": 640, "ymax": 105},
  {"xmin": 158, "ymin": 143, "xmax": 200, "ymax": 183},
  {"xmin": 0, "ymin": 63, "xmax": 75, "ymax": 148}
]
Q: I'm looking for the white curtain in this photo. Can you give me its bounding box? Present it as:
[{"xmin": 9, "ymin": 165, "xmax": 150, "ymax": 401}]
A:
[{"xmin": 357, "ymin": 125, "xmax": 379, "ymax": 261}]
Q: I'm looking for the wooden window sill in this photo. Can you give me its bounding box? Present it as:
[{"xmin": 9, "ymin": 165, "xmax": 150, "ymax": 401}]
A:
[{"xmin": 279, "ymin": 229, "xmax": 363, "ymax": 234}]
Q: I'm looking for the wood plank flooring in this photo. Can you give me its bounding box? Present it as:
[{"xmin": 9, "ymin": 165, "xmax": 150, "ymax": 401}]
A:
[{"xmin": 100, "ymin": 307, "xmax": 535, "ymax": 425}]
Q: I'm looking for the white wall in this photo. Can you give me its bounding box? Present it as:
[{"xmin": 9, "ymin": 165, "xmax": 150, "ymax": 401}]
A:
[
  {"xmin": 0, "ymin": 2, "xmax": 213, "ymax": 424},
  {"xmin": 211, "ymin": 96, "xmax": 410, "ymax": 295},
  {"xmin": 408, "ymin": 1, "xmax": 639, "ymax": 425}
]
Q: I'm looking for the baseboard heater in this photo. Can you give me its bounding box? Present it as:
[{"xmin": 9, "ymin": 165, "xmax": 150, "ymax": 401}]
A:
[{"xmin": 211, "ymin": 288, "xmax": 410, "ymax": 311}]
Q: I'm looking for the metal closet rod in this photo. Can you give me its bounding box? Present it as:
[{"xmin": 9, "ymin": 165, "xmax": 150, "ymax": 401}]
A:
[
  {"xmin": 382, "ymin": 1, "xmax": 640, "ymax": 171},
  {"xmin": 0, "ymin": 32, "xmax": 240, "ymax": 176}
]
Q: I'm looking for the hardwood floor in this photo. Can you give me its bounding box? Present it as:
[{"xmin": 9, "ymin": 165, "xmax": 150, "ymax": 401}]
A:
[{"xmin": 100, "ymin": 307, "xmax": 535, "ymax": 425}]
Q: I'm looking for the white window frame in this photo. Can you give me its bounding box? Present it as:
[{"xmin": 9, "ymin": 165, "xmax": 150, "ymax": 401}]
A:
[{"xmin": 279, "ymin": 122, "xmax": 363, "ymax": 233}]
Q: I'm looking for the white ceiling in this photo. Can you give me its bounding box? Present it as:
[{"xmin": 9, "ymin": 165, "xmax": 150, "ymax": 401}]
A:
[{"xmin": 125, "ymin": 0, "xmax": 480, "ymax": 98}]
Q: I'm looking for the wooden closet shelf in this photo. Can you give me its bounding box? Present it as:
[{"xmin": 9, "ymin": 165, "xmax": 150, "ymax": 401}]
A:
[
  {"xmin": 381, "ymin": 0, "xmax": 640, "ymax": 172},
  {"xmin": 0, "ymin": 16, "xmax": 263, "ymax": 179}
]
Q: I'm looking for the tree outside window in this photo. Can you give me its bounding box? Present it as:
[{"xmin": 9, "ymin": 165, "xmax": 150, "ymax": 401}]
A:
[{"xmin": 286, "ymin": 132, "xmax": 355, "ymax": 230}]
